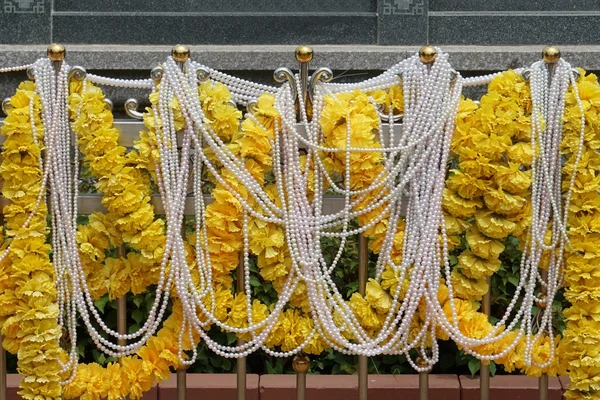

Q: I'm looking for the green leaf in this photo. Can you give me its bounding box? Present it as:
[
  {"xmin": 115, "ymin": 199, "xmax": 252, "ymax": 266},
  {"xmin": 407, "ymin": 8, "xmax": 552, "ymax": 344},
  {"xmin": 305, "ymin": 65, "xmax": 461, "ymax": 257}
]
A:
[
  {"xmin": 128, "ymin": 323, "xmax": 140, "ymax": 334},
  {"xmin": 250, "ymin": 276, "xmax": 261, "ymax": 287},
  {"xmin": 94, "ymin": 296, "xmax": 109, "ymax": 313},
  {"xmin": 489, "ymin": 361, "xmax": 497, "ymax": 377},
  {"xmin": 132, "ymin": 309, "xmax": 145, "ymax": 324},
  {"xmin": 226, "ymin": 332, "xmax": 238, "ymax": 345},
  {"xmin": 507, "ymin": 275, "xmax": 519, "ymax": 287},
  {"xmin": 468, "ymin": 359, "xmax": 481, "ymax": 376},
  {"xmin": 133, "ymin": 296, "xmax": 144, "ymax": 308}
]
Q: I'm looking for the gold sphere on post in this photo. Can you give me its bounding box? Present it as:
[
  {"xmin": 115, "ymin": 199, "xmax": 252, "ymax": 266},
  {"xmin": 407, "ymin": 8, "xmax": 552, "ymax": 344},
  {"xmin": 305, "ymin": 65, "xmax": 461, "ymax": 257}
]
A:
[
  {"xmin": 419, "ymin": 45, "xmax": 437, "ymax": 64},
  {"xmin": 542, "ymin": 46, "xmax": 561, "ymax": 64},
  {"xmin": 172, "ymin": 44, "xmax": 191, "ymax": 63},
  {"xmin": 47, "ymin": 43, "xmax": 66, "ymax": 62},
  {"xmin": 416, "ymin": 357, "xmax": 429, "ymax": 369},
  {"xmin": 295, "ymin": 45, "xmax": 313, "ymax": 63},
  {"xmin": 292, "ymin": 354, "xmax": 310, "ymax": 373}
]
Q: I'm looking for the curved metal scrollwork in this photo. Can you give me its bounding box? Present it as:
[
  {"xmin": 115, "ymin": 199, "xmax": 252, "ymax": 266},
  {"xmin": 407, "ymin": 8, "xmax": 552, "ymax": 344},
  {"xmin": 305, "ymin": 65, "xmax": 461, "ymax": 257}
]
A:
[
  {"xmin": 103, "ymin": 98, "xmax": 114, "ymax": 112},
  {"xmin": 151, "ymin": 66, "xmax": 164, "ymax": 84},
  {"xmin": 124, "ymin": 98, "xmax": 144, "ymax": 120},
  {"xmin": 68, "ymin": 66, "xmax": 87, "ymax": 82},
  {"xmin": 196, "ymin": 66, "xmax": 210, "ymax": 83},
  {"xmin": 2, "ymin": 97, "xmax": 13, "ymax": 116},
  {"xmin": 273, "ymin": 67, "xmax": 296, "ymax": 102}
]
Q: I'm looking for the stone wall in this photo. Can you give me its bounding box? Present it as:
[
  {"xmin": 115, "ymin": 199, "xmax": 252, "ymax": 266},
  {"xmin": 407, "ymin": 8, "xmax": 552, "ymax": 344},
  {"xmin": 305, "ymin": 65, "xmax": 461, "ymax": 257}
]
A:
[
  {"xmin": 0, "ymin": 0, "xmax": 597, "ymax": 45},
  {"xmin": 1, "ymin": 1, "xmax": 599, "ymax": 110}
]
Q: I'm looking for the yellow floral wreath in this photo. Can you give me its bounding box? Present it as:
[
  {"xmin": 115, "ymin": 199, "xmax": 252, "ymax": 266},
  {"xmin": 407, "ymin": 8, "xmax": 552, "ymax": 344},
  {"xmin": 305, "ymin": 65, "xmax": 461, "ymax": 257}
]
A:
[{"xmin": 558, "ymin": 70, "xmax": 600, "ymax": 399}]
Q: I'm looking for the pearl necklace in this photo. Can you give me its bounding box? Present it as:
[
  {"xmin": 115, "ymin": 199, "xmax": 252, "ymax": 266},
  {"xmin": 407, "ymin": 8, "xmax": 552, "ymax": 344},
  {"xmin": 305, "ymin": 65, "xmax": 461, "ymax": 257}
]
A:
[
  {"xmin": 431, "ymin": 59, "xmax": 586, "ymax": 368},
  {"xmin": 270, "ymin": 50, "xmax": 462, "ymax": 370}
]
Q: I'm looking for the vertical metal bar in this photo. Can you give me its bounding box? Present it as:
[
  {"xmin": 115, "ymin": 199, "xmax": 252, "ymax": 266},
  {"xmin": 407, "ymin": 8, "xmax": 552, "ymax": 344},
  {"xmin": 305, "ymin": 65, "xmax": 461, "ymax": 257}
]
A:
[
  {"xmin": 237, "ymin": 253, "xmax": 246, "ymax": 400},
  {"xmin": 358, "ymin": 234, "xmax": 369, "ymax": 400},
  {"xmin": 177, "ymin": 368, "xmax": 187, "ymax": 400},
  {"xmin": 116, "ymin": 243, "xmax": 127, "ymax": 348},
  {"xmin": 116, "ymin": 295, "xmax": 127, "ymax": 347},
  {"xmin": 294, "ymin": 45, "xmax": 313, "ymax": 121},
  {"xmin": 539, "ymin": 269, "xmax": 549, "ymax": 400},
  {"xmin": 539, "ymin": 373, "xmax": 548, "ymax": 400},
  {"xmin": 116, "ymin": 244, "xmax": 127, "ymax": 400},
  {"xmin": 480, "ymin": 276, "xmax": 492, "ymax": 400},
  {"xmin": 293, "ymin": 354, "xmax": 309, "ymax": 400},
  {"xmin": 419, "ymin": 369, "xmax": 429, "ymax": 400}
]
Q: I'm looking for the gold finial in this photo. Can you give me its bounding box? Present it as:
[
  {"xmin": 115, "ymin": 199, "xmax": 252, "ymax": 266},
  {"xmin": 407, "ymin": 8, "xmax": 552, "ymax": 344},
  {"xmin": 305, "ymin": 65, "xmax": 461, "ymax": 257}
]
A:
[
  {"xmin": 47, "ymin": 43, "xmax": 66, "ymax": 62},
  {"xmin": 419, "ymin": 45, "xmax": 437, "ymax": 64},
  {"xmin": 171, "ymin": 44, "xmax": 191, "ymax": 63},
  {"xmin": 292, "ymin": 354, "xmax": 310, "ymax": 373},
  {"xmin": 295, "ymin": 45, "xmax": 313, "ymax": 63},
  {"xmin": 536, "ymin": 294, "xmax": 547, "ymax": 309},
  {"xmin": 417, "ymin": 357, "xmax": 429, "ymax": 368},
  {"xmin": 542, "ymin": 46, "xmax": 561, "ymax": 64}
]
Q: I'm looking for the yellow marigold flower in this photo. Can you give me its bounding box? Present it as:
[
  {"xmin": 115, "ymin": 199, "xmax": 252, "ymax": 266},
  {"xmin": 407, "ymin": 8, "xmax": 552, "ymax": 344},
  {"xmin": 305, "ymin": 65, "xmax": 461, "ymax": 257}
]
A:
[
  {"xmin": 258, "ymin": 252, "xmax": 291, "ymax": 281},
  {"xmin": 365, "ymin": 278, "xmax": 392, "ymax": 314},
  {"xmin": 506, "ymin": 142, "xmax": 533, "ymax": 166},
  {"xmin": 457, "ymin": 151, "xmax": 498, "ymax": 179},
  {"xmin": 458, "ymin": 311, "xmax": 493, "ymax": 340},
  {"xmin": 475, "ymin": 210, "xmax": 516, "ymax": 239},
  {"xmin": 446, "ymin": 169, "xmax": 488, "ymax": 199},
  {"xmin": 473, "ymin": 133, "xmax": 512, "ymax": 161},
  {"xmin": 465, "ymin": 227, "xmax": 505, "ymax": 260},
  {"xmin": 444, "ymin": 213, "xmax": 471, "ymax": 235},
  {"xmin": 483, "ymin": 187, "xmax": 526, "ymax": 215},
  {"xmin": 349, "ymin": 293, "xmax": 381, "ymax": 332},
  {"xmin": 458, "ymin": 249, "xmax": 502, "ymax": 280},
  {"xmin": 105, "ymin": 363, "xmax": 127, "ymax": 400},
  {"xmin": 248, "ymin": 221, "xmax": 285, "ymax": 259},
  {"xmin": 451, "ymin": 270, "xmax": 489, "ymax": 301},
  {"xmin": 442, "ymin": 188, "xmax": 483, "ymax": 218},
  {"xmin": 77, "ymin": 225, "xmax": 110, "ymax": 263},
  {"xmin": 304, "ymin": 332, "xmax": 329, "ymax": 355},
  {"xmin": 119, "ymin": 357, "xmax": 155, "ymax": 399}
]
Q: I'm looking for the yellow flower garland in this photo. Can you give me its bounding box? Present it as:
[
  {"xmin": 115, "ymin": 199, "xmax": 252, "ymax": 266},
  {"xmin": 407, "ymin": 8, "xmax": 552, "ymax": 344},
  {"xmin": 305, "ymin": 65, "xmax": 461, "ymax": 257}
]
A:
[
  {"xmin": 0, "ymin": 81, "xmax": 63, "ymax": 399},
  {"xmin": 558, "ymin": 70, "xmax": 600, "ymax": 399},
  {"xmin": 443, "ymin": 70, "xmax": 533, "ymax": 302},
  {"xmin": 68, "ymin": 79, "xmax": 165, "ymax": 301}
]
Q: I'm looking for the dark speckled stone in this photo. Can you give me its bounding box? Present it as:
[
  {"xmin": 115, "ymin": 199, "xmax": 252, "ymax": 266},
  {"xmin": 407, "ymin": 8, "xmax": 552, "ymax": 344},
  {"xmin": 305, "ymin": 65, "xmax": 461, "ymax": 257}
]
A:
[
  {"xmin": 430, "ymin": 0, "xmax": 600, "ymax": 11},
  {"xmin": 377, "ymin": 0, "xmax": 428, "ymax": 45},
  {"xmin": 52, "ymin": 14, "xmax": 377, "ymax": 45},
  {"xmin": 54, "ymin": 0, "xmax": 376, "ymax": 13},
  {"xmin": 0, "ymin": 0, "xmax": 50, "ymax": 44},
  {"xmin": 429, "ymin": 15, "xmax": 600, "ymax": 45}
]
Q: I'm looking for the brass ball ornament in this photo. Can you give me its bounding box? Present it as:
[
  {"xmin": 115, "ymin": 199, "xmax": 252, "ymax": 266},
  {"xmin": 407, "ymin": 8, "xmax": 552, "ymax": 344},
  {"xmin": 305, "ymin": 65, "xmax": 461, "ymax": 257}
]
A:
[
  {"xmin": 419, "ymin": 45, "xmax": 437, "ymax": 64},
  {"xmin": 172, "ymin": 44, "xmax": 191, "ymax": 63},
  {"xmin": 292, "ymin": 354, "xmax": 310, "ymax": 373},
  {"xmin": 295, "ymin": 45, "xmax": 313, "ymax": 63},
  {"xmin": 542, "ymin": 46, "xmax": 561, "ymax": 64},
  {"xmin": 47, "ymin": 43, "xmax": 66, "ymax": 62}
]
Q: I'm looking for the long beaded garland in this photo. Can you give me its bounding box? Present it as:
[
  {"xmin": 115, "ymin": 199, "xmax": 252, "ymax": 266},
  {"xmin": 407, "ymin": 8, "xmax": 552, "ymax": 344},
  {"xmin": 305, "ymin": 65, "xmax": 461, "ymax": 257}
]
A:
[{"xmin": 0, "ymin": 52, "xmax": 596, "ymax": 400}]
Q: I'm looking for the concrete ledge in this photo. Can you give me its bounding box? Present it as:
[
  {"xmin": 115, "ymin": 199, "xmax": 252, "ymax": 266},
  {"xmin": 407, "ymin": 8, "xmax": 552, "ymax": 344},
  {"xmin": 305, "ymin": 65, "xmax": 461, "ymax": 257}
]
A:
[
  {"xmin": 159, "ymin": 373, "xmax": 260, "ymax": 400},
  {"xmin": 0, "ymin": 373, "xmax": 573, "ymax": 399},
  {"xmin": 2, "ymin": 44, "xmax": 600, "ymax": 71},
  {"xmin": 259, "ymin": 374, "xmax": 460, "ymax": 400},
  {"xmin": 459, "ymin": 375, "xmax": 562, "ymax": 400}
]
